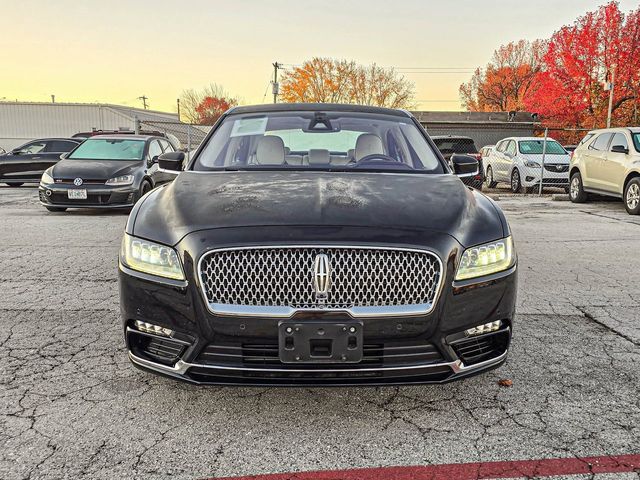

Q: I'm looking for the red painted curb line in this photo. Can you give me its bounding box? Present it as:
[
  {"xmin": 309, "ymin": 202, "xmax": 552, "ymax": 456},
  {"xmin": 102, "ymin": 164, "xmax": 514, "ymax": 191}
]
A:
[{"xmin": 209, "ymin": 453, "xmax": 640, "ymax": 480}]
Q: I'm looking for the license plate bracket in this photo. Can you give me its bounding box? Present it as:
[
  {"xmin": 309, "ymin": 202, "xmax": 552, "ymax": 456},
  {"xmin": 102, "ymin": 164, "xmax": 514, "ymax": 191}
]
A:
[
  {"xmin": 278, "ymin": 320, "xmax": 363, "ymax": 364},
  {"xmin": 67, "ymin": 189, "xmax": 87, "ymax": 200}
]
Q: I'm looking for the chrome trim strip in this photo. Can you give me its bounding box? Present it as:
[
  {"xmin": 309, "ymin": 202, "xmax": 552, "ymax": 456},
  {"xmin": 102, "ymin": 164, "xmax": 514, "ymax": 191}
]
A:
[
  {"xmin": 128, "ymin": 349, "xmax": 508, "ymax": 377},
  {"xmin": 196, "ymin": 245, "xmax": 445, "ymax": 319},
  {"xmin": 125, "ymin": 326, "xmax": 191, "ymax": 345}
]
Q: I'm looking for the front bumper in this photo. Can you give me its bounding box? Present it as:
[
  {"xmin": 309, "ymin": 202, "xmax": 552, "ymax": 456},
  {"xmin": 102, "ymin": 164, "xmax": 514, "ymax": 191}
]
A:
[
  {"xmin": 39, "ymin": 183, "xmax": 137, "ymax": 208},
  {"xmin": 119, "ymin": 233, "xmax": 517, "ymax": 386},
  {"xmin": 521, "ymin": 167, "xmax": 569, "ymax": 188}
]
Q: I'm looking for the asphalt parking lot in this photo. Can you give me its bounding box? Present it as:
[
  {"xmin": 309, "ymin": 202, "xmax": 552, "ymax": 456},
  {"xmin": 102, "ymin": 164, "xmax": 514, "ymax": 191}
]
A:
[{"xmin": 0, "ymin": 185, "xmax": 639, "ymax": 480}]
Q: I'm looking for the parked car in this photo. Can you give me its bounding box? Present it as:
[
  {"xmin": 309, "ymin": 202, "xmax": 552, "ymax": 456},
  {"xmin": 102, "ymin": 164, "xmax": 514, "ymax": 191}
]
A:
[
  {"xmin": 569, "ymin": 127, "xmax": 640, "ymax": 215},
  {"xmin": 0, "ymin": 138, "xmax": 81, "ymax": 186},
  {"xmin": 119, "ymin": 103, "xmax": 517, "ymax": 386},
  {"xmin": 39, "ymin": 135, "xmax": 178, "ymax": 212},
  {"xmin": 73, "ymin": 129, "xmax": 181, "ymax": 149},
  {"xmin": 564, "ymin": 145, "xmax": 578, "ymax": 153},
  {"xmin": 480, "ymin": 145, "xmax": 495, "ymax": 158},
  {"xmin": 431, "ymin": 135, "xmax": 483, "ymax": 190},
  {"xmin": 484, "ymin": 137, "xmax": 570, "ymax": 193}
]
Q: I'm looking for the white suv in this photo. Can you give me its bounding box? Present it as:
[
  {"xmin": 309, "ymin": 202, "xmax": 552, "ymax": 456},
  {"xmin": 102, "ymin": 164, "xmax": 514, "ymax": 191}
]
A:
[
  {"xmin": 484, "ymin": 137, "xmax": 570, "ymax": 193},
  {"xmin": 569, "ymin": 127, "xmax": 640, "ymax": 215}
]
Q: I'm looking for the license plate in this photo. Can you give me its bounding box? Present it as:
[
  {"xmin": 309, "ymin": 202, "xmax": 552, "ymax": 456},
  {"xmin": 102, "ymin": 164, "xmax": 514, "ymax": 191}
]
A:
[
  {"xmin": 278, "ymin": 321, "xmax": 363, "ymax": 363},
  {"xmin": 67, "ymin": 189, "xmax": 87, "ymax": 200}
]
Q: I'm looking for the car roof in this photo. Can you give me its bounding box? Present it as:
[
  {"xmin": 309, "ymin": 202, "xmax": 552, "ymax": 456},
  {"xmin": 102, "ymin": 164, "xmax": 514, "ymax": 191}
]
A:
[
  {"xmin": 502, "ymin": 136, "xmax": 559, "ymax": 142},
  {"xmin": 81, "ymin": 134, "xmax": 159, "ymax": 141},
  {"xmin": 26, "ymin": 138, "xmax": 81, "ymax": 142},
  {"xmin": 227, "ymin": 103, "xmax": 412, "ymax": 117},
  {"xmin": 430, "ymin": 135, "xmax": 474, "ymax": 141},
  {"xmin": 586, "ymin": 127, "xmax": 640, "ymax": 134}
]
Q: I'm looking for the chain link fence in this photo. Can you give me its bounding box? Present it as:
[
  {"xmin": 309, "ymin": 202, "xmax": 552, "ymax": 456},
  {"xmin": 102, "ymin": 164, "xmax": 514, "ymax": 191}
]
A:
[{"xmin": 136, "ymin": 119, "xmax": 213, "ymax": 163}]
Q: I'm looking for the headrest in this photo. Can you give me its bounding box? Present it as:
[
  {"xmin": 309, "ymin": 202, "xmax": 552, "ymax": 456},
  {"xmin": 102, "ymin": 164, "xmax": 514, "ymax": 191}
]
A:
[
  {"xmin": 355, "ymin": 134, "xmax": 384, "ymax": 161},
  {"xmin": 307, "ymin": 149, "xmax": 330, "ymax": 165},
  {"xmin": 256, "ymin": 136, "xmax": 285, "ymax": 165}
]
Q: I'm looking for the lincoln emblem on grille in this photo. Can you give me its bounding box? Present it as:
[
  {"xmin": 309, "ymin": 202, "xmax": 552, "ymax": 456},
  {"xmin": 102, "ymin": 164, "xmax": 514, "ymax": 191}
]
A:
[{"xmin": 313, "ymin": 253, "xmax": 331, "ymax": 302}]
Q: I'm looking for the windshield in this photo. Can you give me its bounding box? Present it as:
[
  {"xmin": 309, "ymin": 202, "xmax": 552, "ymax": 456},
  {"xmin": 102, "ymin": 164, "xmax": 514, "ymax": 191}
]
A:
[
  {"xmin": 68, "ymin": 139, "xmax": 145, "ymax": 161},
  {"xmin": 518, "ymin": 140, "xmax": 566, "ymax": 155},
  {"xmin": 433, "ymin": 138, "xmax": 477, "ymax": 154},
  {"xmin": 192, "ymin": 111, "xmax": 444, "ymax": 174}
]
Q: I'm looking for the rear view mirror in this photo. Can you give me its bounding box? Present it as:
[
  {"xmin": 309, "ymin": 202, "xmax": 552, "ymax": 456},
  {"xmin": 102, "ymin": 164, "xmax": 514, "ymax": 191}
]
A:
[
  {"xmin": 158, "ymin": 151, "xmax": 185, "ymax": 172},
  {"xmin": 451, "ymin": 154, "xmax": 479, "ymax": 178},
  {"xmin": 611, "ymin": 144, "xmax": 629, "ymax": 154}
]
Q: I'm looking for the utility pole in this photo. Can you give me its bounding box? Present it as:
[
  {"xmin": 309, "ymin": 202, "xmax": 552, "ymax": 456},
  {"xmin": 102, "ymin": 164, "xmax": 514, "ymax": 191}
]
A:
[
  {"xmin": 606, "ymin": 66, "xmax": 615, "ymax": 128},
  {"xmin": 176, "ymin": 98, "xmax": 181, "ymax": 121},
  {"xmin": 51, "ymin": 94, "xmax": 55, "ymax": 103},
  {"xmin": 272, "ymin": 62, "xmax": 280, "ymax": 103},
  {"xmin": 138, "ymin": 95, "xmax": 149, "ymax": 110}
]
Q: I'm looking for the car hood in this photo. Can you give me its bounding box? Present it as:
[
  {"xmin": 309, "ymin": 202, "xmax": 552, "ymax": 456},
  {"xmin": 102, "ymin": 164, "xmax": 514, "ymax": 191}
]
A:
[
  {"xmin": 131, "ymin": 171, "xmax": 506, "ymax": 247},
  {"xmin": 51, "ymin": 159, "xmax": 142, "ymax": 180},
  {"xmin": 519, "ymin": 153, "xmax": 570, "ymax": 164}
]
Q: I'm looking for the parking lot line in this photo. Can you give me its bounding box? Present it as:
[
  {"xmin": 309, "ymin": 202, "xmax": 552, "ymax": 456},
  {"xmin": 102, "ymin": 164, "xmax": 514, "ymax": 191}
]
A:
[{"xmin": 210, "ymin": 453, "xmax": 640, "ymax": 480}]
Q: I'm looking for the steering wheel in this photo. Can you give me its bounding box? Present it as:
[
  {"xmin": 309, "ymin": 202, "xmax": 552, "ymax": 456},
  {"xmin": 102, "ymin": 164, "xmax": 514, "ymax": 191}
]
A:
[{"xmin": 352, "ymin": 154, "xmax": 412, "ymax": 169}]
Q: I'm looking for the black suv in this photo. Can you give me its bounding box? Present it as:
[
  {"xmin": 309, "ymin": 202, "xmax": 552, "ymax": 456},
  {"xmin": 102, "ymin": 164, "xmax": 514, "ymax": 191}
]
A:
[{"xmin": 431, "ymin": 135, "xmax": 483, "ymax": 190}]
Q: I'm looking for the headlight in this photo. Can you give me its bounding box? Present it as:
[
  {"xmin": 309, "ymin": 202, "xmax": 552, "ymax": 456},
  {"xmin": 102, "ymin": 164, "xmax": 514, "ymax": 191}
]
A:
[
  {"xmin": 41, "ymin": 171, "xmax": 54, "ymax": 184},
  {"xmin": 455, "ymin": 237, "xmax": 515, "ymax": 281},
  {"xmin": 524, "ymin": 160, "xmax": 540, "ymax": 168},
  {"xmin": 106, "ymin": 175, "xmax": 134, "ymax": 186},
  {"xmin": 120, "ymin": 233, "xmax": 184, "ymax": 280}
]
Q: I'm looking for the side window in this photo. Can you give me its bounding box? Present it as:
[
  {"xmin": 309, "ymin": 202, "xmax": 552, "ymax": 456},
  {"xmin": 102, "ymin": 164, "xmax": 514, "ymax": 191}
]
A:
[
  {"xmin": 579, "ymin": 133, "xmax": 594, "ymax": 145},
  {"xmin": 609, "ymin": 133, "xmax": 628, "ymax": 151},
  {"xmin": 159, "ymin": 139, "xmax": 174, "ymax": 153},
  {"xmin": 506, "ymin": 141, "xmax": 516, "ymax": 156},
  {"xmin": 496, "ymin": 141, "xmax": 506, "ymax": 153},
  {"xmin": 147, "ymin": 140, "xmax": 163, "ymax": 160},
  {"xmin": 590, "ymin": 133, "xmax": 613, "ymax": 151},
  {"xmin": 45, "ymin": 140, "xmax": 78, "ymax": 153},
  {"xmin": 18, "ymin": 141, "xmax": 46, "ymax": 154}
]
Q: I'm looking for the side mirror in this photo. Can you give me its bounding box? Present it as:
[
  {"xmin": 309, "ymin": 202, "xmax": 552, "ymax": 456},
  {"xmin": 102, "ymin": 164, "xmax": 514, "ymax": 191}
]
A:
[
  {"xmin": 451, "ymin": 154, "xmax": 479, "ymax": 177},
  {"xmin": 11, "ymin": 149, "xmax": 21, "ymax": 155},
  {"xmin": 147, "ymin": 155, "xmax": 159, "ymax": 167},
  {"xmin": 158, "ymin": 151, "xmax": 185, "ymax": 172},
  {"xmin": 611, "ymin": 144, "xmax": 629, "ymax": 154}
]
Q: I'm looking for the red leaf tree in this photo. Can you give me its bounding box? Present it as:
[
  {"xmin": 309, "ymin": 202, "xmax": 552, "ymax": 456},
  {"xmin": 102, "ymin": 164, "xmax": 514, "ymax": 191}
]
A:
[
  {"xmin": 524, "ymin": 1, "xmax": 640, "ymax": 128},
  {"xmin": 195, "ymin": 96, "xmax": 237, "ymax": 125}
]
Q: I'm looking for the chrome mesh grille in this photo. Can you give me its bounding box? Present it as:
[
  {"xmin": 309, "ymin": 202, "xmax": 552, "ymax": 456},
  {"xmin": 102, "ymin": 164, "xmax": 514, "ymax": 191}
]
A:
[{"xmin": 199, "ymin": 247, "xmax": 441, "ymax": 310}]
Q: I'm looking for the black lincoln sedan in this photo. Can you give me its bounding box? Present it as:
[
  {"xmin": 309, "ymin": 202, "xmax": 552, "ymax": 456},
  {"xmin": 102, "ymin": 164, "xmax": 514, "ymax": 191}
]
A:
[
  {"xmin": 1, "ymin": 138, "xmax": 81, "ymax": 186},
  {"xmin": 39, "ymin": 134, "xmax": 178, "ymax": 211},
  {"xmin": 119, "ymin": 103, "xmax": 517, "ymax": 386}
]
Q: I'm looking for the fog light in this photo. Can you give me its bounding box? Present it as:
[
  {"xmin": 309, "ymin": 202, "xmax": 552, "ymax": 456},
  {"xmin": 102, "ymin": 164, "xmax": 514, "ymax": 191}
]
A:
[
  {"xmin": 46, "ymin": 190, "xmax": 52, "ymax": 197},
  {"xmin": 134, "ymin": 320, "xmax": 173, "ymax": 337},
  {"xmin": 465, "ymin": 320, "xmax": 502, "ymax": 337}
]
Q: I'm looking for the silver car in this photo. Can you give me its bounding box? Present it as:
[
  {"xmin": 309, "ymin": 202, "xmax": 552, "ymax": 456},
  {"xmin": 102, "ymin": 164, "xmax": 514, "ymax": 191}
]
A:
[{"xmin": 484, "ymin": 137, "xmax": 570, "ymax": 193}]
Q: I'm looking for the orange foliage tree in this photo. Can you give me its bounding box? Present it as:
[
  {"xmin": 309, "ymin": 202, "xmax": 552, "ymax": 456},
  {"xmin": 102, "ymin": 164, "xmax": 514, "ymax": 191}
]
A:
[
  {"xmin": 179, "ymin": 83, "xmax": 238, "ymax": 124},
  {"xmin": 280, "ymin": 58, "xmax": 415, "ymax": 109},
  {"xmin": 459, "ymin": 40, "xmax": 545, "ymax": 112}
]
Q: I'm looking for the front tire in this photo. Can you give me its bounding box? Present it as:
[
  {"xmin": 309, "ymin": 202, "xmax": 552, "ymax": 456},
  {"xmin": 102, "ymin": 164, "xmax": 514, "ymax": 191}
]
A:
[
  {"xmin": 485, "ymin": 166, "xmax": 497, "ymax": 188},
  {"xmin": 138, "ymin": 180, "xmax": 152, "ymax": 200},
  {"xmin": 510, "ymin": 168, "xmax": 523, "ymax": 193},
  {"xmin": 569, "ymin": 172, "xmax": 588, "ymax": 203},
  {"xmin": 624, "ymin": 178, "xmax": 640, "ymax": 215},
  {"xmin": 5, "ymin": 182, "xmax": 24, "ymax": 187},
  {"xmin": 45, "ymin": 206, "xmax": 67, "ymax": 212}
]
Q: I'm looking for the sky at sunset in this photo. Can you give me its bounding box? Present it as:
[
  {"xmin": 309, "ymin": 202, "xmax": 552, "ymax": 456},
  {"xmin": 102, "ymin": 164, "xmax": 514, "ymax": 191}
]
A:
[{"xmin": 2, "ymin": 0, "xmax": 638, "ymax": 114}]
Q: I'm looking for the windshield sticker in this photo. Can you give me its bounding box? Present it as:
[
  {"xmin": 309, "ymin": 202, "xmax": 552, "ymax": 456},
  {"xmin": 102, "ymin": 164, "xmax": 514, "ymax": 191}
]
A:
[{"xmin": 230, "ymin": 117, "xmax": 268, "ymax": 137}]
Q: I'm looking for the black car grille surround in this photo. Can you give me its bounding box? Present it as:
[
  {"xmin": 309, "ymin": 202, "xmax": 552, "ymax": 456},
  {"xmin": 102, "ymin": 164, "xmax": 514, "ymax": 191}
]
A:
[
  {"xmin": 50, "ymin": 192, "xmax": 132, "ymax": 205},
  {"xmin": 195, "ymin": 341, "xmax": 444, "ymax": 369},
  {"xmin": 543, "ymin": 164, "xmax": 569, "ymax": 173},
  {"xmin": 199, "ymin": 247, "xmax": 442, "ymax": 311},
  {"xmin": 450, "ymin": 330, "xmax": 509, "ymax": 366},
  {"xmin": 128, "ymin": 330, "xmax": 185, "ymax": 366},
  {"xmin": 185, "ymin": 365, "xmax": 453, "ymax": 385}
]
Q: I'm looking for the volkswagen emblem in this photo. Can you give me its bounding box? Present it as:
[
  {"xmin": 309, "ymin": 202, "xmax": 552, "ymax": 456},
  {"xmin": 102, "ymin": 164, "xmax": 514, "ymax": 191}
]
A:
[
  {"xmin": 73, "ymin": 177, "xmax": 83, "ymax": 186},
  {"xmin": 313, "ymin": 253, "xmax": 331, "ymax": 302}
]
